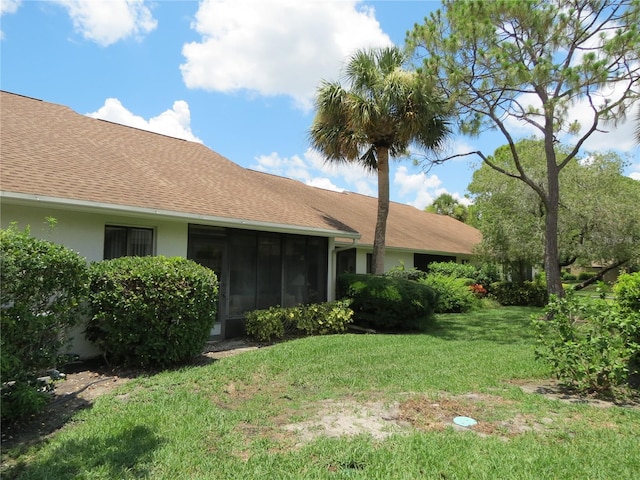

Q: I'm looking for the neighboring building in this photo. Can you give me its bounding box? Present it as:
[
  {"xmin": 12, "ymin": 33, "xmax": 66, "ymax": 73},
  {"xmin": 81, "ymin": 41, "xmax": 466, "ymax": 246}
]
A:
[{"xmin": 1, "ymin": 91, "xmax": 481, "ymax": 354}]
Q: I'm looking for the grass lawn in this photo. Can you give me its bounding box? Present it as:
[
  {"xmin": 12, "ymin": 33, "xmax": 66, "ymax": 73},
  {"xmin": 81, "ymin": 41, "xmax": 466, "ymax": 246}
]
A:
[{"xmin": 4, "ymin": 307, "xmax": 640, "ymax": 479}]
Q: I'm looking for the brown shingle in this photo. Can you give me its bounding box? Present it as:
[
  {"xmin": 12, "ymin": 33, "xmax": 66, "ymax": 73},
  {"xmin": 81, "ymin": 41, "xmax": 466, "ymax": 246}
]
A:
[
  {"xmin": 245, "ymin": 170, "xmax": 481, "ymax": 254},
  {"xmin": 1, "ymin": 91, "xmax": 480, "ymax": 254}
]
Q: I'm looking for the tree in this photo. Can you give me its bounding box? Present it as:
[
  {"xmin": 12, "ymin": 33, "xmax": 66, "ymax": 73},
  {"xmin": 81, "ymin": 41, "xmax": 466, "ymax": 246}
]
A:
[
  {"xmin": 408, "ymin": 0, "xmax": 640, "ymax": 296},
  {"xmin": 309, "ymin": 46, "xmax": 450, "ymax": 274},
  {"xmin": 425, "ymin": 192, "xmax": 469, "ymax": 223},
  {"xmin": 469, "ymin": 139, "xmax": 640, "ymax": 284}
]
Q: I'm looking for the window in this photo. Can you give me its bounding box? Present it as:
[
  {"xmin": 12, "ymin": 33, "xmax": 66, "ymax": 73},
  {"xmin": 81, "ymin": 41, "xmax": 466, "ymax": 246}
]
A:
[
  {"xmin": 366, "ymin": 253, "xmax": 373, "ymax": 274},
  {"xmin": 336, "ymin": 249, "xmax": 356, "ymax": 274},
  {"xmin": 104, "ymin": 226, "xmax": 154, "ymax": 259},
  {"xmin": 413, "ymin": 253, "xmax": 456, "ymax": 272}
]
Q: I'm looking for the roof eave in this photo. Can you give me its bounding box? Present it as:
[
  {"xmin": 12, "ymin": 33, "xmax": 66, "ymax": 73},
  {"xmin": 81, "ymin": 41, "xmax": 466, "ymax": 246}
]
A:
[{"xmin": 0, "ymin": 191, "xmax": 361, "ymax": 239}]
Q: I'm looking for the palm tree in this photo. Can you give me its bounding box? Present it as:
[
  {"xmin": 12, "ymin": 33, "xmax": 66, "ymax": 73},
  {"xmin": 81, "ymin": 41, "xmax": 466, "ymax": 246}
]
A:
[
  {"xmin": 309, "ymin": 46, "xmax": 450, "ymax": 274},
  {"xmin": 425, "ymin": 193, "xmax": 469, "ymax": 223}
]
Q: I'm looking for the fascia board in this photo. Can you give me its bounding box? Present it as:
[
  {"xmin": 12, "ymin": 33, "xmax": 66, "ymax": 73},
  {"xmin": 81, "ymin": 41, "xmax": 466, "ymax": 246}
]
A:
[{"xmin": 0, "ymin": 191, "xmax": 361, "ymax": 239}]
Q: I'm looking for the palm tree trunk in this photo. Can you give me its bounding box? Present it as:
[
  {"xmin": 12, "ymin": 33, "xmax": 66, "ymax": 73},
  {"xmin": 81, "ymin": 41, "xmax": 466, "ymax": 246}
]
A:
[{"xmin": 373, "ymin": 147, "xmax": 390, "ymax": 275}]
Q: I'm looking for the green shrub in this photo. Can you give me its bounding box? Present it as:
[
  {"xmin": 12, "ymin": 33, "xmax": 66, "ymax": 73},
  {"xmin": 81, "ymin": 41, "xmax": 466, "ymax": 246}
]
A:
[
  {"xmin": 534, "ymin": 294, "xmax": 639, "ymax": 396},
  {"xmin": 295, "ymin": 300, "xmax": 354, "ymax": 335},
  {"xmin": 428, "ymin": 262, "xmax": 478, "ymax": 279},
  {"xmin": 1, "ymin": 224, "xmax": 88, "ymax": 420},
  {"xmin": 613, "ymin": 272, "xmax": 640, "ymax": 372},
  {"xmin": 562, "ymin": 272, "xmax": 577, "ymax": 281},
  {"xmin": 491, "ymin": 280, "xmax": 548, "ymax": 307},
  {"xmin": 245, "ymin": 305, "xmax": 294, "ymax": 342},
  {"xmin": 245, "ymin": 300, "xmax": 354, "ymax": 342},
  {"xmin": 385, "ymin": 262, "xmax": 427, "ymax": 281},
  {"xmin": 419, "ymin": 274, "xmax": 478, "ymax": 313},
  {"xmin": 613, "ymin": 272, "xmax": 640, "ymax": 313},
  {"xmin": 578, "ymin": 271, "xmax": 595, "ymax": 281},
  {"xmin": 337, "ymin": 274, "xmax": 437, "ymax": 331},
  {"xmin": 86, "ymin": 256, "xmax": 218, "ymax": 367},
  {"xmin": 427, "ymin": 261, "xmax": 499, "ymax": 293},
  {"xmin": 475, "ymin": 263, "xmax": 501, "ymax": 290}
]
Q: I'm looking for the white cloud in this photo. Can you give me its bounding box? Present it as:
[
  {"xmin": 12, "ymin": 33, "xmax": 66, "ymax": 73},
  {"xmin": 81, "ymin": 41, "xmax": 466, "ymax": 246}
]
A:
[
  {"xmin": 86, "ymin": 98, "xmax": 202, "ymax": 143},
  {"xmin": 447, "ymin": 139, "xmax": 479, "ymax": 158},
  {"xmin": 306, "ymin": 178, "xmax": 343, "ymax": 192},
  {"xmin": 252, "ymin": 148, "xmax": 376, "ymax": 195},
  {"xmin": 500, "ymin": 84, "xmax": 639, "ymax": 155},
  {"xmin": 562, "ymin": 83, "xmax": 637, "ymax": 152},
  {"xmin": 0, "ymin": 0, "xmax": 20, "ymax": 15},
  {"xmin": 253, "ymin": 149, "xmax": 476, "ymax": 207},
  {"xmin": 391, "ymin": 165, "xmax": 472, "ymax": 209},
  {"xmin": 0, "ymin": 0, "xmax": 20, "ymax": 39},
  {"xmin": 394, "ymin": 165, "xmax": 447, "ymax": 209},
  {"xmin": 180, "ymin": 0, "xmax": 391, "ymax": 110},
  {"xmin": 54, "ymin": 0, "xmax": 157, "ymax": 46},
  {"xmin": 394, "ymin": 166, "xmax": 441, "ymax": 196},
  {"xmin": 451, "ymin": 191, "xmax": 473, "ymax": 207}
]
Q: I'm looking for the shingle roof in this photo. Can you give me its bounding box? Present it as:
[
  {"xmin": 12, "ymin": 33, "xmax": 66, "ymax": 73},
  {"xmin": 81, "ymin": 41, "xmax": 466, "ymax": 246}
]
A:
[
  {"xmin": 246, "ymin": 170, "xmax": 481, "ymax": 254},
  {"xmin": 0, "ymin": 91, "xmax": 480, "ymax": 255}
]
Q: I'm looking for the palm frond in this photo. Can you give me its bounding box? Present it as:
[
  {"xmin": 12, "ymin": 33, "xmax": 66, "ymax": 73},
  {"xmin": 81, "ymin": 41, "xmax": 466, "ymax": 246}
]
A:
[{"xmin": 310, "ymin": 44, "xmax": 451, "ymax": 168}]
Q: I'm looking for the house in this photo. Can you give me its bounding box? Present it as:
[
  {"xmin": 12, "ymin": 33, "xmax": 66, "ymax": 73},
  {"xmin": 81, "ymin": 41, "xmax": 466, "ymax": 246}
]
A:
[{"xmin": 1, "ymin": 91, "xmax": 481, "ymax": 355}]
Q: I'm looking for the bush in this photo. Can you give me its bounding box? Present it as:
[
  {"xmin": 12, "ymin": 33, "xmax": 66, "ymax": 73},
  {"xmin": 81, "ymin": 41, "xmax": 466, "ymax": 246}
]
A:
[
  {"xmin": 428, "ymin": 262, "xmax": 478, "ymax": 280},
  {"xmin": 337, "ymin": 274, "xmax": 437, "ymax": 331},
  {"xmin": 534, "ymin": 294, "xmax": 639, "ymax": 396},
  {"xmin": 245, "ymin": 306, "xmax": 291, "ymax": 342},
  {"xmin": 385, "ymin": 262, "xmax": 427, "ymax": 281},
  {"xmin": 475, "ymin": 263, "xmax": 501, "ymax": 290},
  {"xmin": 613, "ymin": 272, "xmax": 640, "ymax": 372},
  {"xmin": 562, "ymin": 272, "xmax": 577, "ymax": 281},
  {"xmin": 613, "ymin": 272, "xmax": 640, "ymax": 313},
  {"xmin": 491, "ymin": 280, "xmax": 548, "ymax": 307},
  {"xmin": 86, "ymin": 256, "xmax": 218, "ymax": 367},
  {"xmin": 295, "ymin": 300, "xmax": 354, "ymax": 336},
  {"xmin": 427, "ymin": 261, "xmax": 499, "ymax": 293},
  {"xmin": 419, "ymin": 274, "xmax": 478, "ymax": 313},
  {"xmin": 1, "ymin": 224, "xmax": 88, "ymax": 420},
  {"xmin": 578, "ymin": 271, "xmax": 595, "ymax": 281},
  {"xmin": 245, "ymin": 300, "xmax": 354, "ymax": 342}
]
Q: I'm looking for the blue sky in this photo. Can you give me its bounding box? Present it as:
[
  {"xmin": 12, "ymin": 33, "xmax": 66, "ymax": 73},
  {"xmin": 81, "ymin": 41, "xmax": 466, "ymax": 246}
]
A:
[{"xmin": 2, "ymin": 0, "xmax": 638, "ymax": 210}]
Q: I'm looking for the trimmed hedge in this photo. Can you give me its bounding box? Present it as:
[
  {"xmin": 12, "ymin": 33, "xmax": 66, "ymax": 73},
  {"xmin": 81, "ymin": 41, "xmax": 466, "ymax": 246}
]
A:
[
  {"xmin": 1, "ymin": 224, "xmax": 88, "ymax": 420},
  {"xmin": 245, "ymin": 300, "xmax": 354, "ymax": 342},
  {"xmin": 86, "ymin": 256, "xmax": 218, "ymax": 367},
  {"xmin": 578, "ymin": 271, "xmax": 595, "ymax": 281},
  {"xmin": 337, "ymin": 274, "xmax": 437, "ymax": 331},
  {"xmin": 490, "ymin": 280, "xmax": 548, "ymax": 307}
]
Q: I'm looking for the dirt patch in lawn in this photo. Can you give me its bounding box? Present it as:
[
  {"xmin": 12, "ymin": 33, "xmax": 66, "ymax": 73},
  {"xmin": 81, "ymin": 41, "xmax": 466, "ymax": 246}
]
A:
[
  {"xmin": 398, "ymin": 393, "xmax": 550, "ymax": 439},
  {"xmin": 243, "ymin": 387, "xmax": 639, "ymax": 448},
  {"xmin": 281, "ymin": 396, "xmax": 409, "ymax": 444},
  {"xmin": 270, "ymin": 392, "xmax": 545, "ymax": 446}
]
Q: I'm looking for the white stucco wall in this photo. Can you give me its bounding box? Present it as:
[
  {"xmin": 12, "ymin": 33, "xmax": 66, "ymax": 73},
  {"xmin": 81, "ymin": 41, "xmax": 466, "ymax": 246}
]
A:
[
  {"xmin": 354, "ymin": 248, "xmax": 415, "ymax": 274},
  {"xmin": 1, "ymin": 204, "xmax": 188, "ymax": 261}
]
